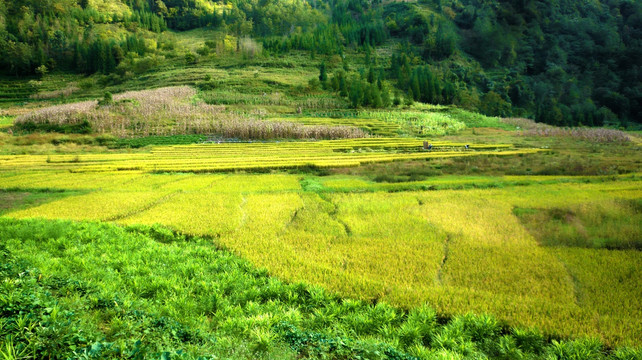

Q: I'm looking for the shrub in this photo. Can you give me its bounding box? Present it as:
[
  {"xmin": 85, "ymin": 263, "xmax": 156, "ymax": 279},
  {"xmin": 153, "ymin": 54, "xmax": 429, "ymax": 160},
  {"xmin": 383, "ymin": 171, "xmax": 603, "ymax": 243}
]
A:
[{"xmin": 185, "ymin": 52, "xmax": 198, "ymax": 64}]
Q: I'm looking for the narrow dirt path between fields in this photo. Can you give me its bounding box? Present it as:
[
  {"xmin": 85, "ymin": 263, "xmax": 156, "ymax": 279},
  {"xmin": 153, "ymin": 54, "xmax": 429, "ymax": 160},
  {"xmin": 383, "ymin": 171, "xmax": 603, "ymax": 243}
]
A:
[{"xmin": 436, "ymin": 234, "xmax": 451, "ymax": 285}]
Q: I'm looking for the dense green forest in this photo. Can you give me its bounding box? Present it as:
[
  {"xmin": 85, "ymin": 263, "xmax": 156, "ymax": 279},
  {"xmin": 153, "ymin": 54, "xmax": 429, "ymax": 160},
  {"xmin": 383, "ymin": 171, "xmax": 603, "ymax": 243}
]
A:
[{"xmin": 1, "ymin": 0, "xmax": 640, "ymax": 126}]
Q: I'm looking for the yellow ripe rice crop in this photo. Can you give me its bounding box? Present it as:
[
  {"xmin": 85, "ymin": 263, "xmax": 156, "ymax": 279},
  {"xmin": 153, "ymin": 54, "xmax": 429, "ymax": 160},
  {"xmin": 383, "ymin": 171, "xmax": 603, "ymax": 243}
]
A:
[
  {"xmin": 414, "ymin": 191, "xmax": 575, "ymax": 301},
  {"xmin": 0, "ymin": 138, "xmax": 524, "ymax": 173},
  {"xmin": 1, "ymin": 168, "xmax": 640, "ymax": 346},
  {"xmin": 1, "ymin": 171, "xmax": 146, "ymax": 190},
  {"xmin": 8, "ymin": 190, "xmax": 171, "ymax": 221},
  {"xmin": 118, "ymin": 192, "xmax": 244, "ymax": 236},
  {"xmin": 554, "ymin": 247, "xmax": 642, "ymax": 345}
]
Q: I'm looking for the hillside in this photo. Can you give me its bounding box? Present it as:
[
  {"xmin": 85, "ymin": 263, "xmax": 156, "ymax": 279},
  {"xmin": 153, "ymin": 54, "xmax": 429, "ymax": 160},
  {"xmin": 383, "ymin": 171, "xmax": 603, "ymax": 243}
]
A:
[{"xmin": 1, "ymin": 0, "xmax": 641, "ymax": 126}]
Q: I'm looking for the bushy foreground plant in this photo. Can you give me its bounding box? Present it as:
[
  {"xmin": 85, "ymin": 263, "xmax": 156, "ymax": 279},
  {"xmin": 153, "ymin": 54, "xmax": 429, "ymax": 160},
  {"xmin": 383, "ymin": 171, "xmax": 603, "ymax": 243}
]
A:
[{"xmin": 1, "ymin": 218, "xmax": 640, "ymax": 359}]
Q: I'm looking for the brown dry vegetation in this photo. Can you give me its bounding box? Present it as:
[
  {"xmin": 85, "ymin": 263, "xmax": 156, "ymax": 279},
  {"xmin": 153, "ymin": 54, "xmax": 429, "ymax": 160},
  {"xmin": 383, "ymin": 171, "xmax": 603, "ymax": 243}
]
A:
[
  {"xmin": 15, "ymin": 87, "xmax": 366, "ymax": 140},
  {"xmin": 0, "ymin": 192, "xmax": 29, "ymax": 212},
  {"xmin": 502, "ymin": 118, "xmax": 632, "ymax": 143},
  {"xmin": 29, "ymin": 85, "xmax": 80, "ymax": 100}
]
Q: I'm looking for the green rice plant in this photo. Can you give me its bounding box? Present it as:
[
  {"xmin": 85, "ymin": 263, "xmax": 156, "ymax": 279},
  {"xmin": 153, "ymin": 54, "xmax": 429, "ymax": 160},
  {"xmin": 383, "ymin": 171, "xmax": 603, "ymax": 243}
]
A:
[
  {"xmin": 446, "ymin": 108, "xmax": 511, "ymax": 129},
  {"xmin": 113, "ymin": 134, "xmax": 208, "ymax": 148},
  {"xmin": 514, "ymin": 199, "xmax": 642, "ymax": 250}
]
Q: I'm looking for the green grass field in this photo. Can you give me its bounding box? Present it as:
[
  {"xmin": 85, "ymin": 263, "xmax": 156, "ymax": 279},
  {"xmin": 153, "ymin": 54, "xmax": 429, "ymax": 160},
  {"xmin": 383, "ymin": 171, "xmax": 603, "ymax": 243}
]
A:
[{"xmin": 0, "ymin": 116, "xmax": 14, "ymax": 129}]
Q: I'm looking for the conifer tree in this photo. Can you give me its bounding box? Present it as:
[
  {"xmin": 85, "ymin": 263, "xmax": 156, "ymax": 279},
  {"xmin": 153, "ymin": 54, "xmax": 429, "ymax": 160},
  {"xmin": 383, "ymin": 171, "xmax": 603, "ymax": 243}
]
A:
[
  {"xmin": 319, "ymin": 62, "xmax": 327, "ymax": 83},
  {"xmin": 381, "ymin": 85, "xmax": 391, "ymax": 107}
]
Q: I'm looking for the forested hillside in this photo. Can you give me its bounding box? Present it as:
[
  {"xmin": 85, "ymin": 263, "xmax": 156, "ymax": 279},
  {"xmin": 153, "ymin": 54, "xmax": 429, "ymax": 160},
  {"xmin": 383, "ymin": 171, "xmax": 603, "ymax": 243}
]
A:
[{"xmin": 1, "ymin": 0, "xmax": 640, "ymax": 126}]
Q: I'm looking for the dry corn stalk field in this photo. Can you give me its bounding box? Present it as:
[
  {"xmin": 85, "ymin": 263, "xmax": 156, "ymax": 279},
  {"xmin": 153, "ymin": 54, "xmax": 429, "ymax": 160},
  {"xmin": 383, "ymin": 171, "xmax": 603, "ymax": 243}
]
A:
[{"xmin": 14, "ymin": 87, "xmax": 365, "ymax": 139}]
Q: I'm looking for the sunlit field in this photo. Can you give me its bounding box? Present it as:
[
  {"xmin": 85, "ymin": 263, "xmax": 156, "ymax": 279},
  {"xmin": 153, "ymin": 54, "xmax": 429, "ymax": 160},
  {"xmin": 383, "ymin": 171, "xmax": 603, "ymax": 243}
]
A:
[
  {"xmin": 3, "ymin": 165, "xmax": 641, "ymax": 347},
  {"xmin": 0, "ymin": 138, "xmax": 536, "ymax": 173},
  {"xmin": 2, "ymin": 0, "xmax": 642, "ymax": 356}
]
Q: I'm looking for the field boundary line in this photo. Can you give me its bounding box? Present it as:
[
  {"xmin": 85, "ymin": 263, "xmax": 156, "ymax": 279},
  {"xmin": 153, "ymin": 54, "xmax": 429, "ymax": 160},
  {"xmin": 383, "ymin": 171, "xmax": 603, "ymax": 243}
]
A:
[
  {"xmin": 318, "ymin": 193, "xmax": 352, "ymax": 236},
  {"xmin": 106, "ymin": 191, "xmax": 181, "ymax": 222},
  {"xmin": 552, "ymin": 252, "xmax": 585, "ymax": 308},
  {"xmin": 236, "ymin": 195, "xmax": 248, "ymax": 231},
  {"xmin": 436, "ymin": 233, "xmax": 451, "ymax": 286},
  {"xmin": 279, "ymin": 202, "xmax": 304, "ymax": 237}
]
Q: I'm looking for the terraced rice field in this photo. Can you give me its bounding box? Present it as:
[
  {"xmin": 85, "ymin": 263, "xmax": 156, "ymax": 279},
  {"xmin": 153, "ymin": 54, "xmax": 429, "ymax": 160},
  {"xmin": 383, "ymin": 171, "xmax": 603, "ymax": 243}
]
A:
[
  {"xmin": 2, "ymin": 166, "xmax": 641, "ymax": 346},
  {"xmin": 0, "ymin": 138, "xmax": 537, "ymax": 173}
]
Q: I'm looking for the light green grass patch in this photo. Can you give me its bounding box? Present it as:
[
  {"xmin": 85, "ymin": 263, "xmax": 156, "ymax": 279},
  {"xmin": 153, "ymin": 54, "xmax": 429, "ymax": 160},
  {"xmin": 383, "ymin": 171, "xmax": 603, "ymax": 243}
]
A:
[
  {"xmin": 363, "ymin": 110, "xmax": 466, "ymax": 136},
  {"xmin": 0, "ymin": 116, "xmax": 14, "ymax": 129}
]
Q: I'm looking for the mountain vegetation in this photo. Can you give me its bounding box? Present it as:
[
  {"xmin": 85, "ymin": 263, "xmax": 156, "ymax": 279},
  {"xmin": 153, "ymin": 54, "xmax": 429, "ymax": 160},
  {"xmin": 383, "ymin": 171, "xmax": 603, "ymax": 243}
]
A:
[{"xmin": 1, "ymin": 0, "xmax": 640, "ymax": 127}]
